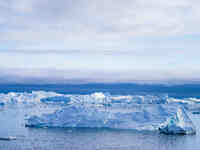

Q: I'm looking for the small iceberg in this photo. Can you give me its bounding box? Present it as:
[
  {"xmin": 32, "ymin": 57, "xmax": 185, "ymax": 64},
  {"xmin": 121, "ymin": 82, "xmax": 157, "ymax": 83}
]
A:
[
  {"xmin": 159, "ymin": 108, "xmax": 196, "ymax": 135},
  {"xmin": 0, "ymin": 136, "xmax": 17, "ymax": 141}
]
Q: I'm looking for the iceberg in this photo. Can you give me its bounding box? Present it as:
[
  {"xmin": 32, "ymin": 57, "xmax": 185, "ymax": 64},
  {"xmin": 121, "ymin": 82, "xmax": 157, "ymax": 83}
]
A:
[
  {"xmin": 0, "ymin": 91, "xmax": 197, "ymax": 134},
  {"xmin": 159, "ymin": 108, "xmax": 196, "ymax": 134},
  {"xmin": 25, "ymin": 104, "xmax": 196, "ymax": 134},
  {"xmin": 0, "ymin": 90, "xmax": 197, "ymax": 134},
  {"xmin": 0, "ymin": 136, "xmax": 17, "ymax": 141},
  {"xmin": 0, "ymin": 91, "xmax": 200, "ymax": 107}
]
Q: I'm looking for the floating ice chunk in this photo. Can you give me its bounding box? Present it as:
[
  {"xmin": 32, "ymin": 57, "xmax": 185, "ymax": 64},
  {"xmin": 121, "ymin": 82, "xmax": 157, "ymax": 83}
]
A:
[
  {"xmin": 159, "ymin": 108, "xmax": 196, "ymax": 134},
  {"xmin": 0, "ymin": 136, "xmax": 17, "ymax": 141}
]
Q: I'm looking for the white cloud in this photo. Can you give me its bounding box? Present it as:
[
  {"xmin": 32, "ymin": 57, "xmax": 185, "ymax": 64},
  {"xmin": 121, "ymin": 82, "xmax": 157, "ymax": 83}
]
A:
[{"xmin": 0, "ymin": 0, "xmax": 200, "ymax": 50}]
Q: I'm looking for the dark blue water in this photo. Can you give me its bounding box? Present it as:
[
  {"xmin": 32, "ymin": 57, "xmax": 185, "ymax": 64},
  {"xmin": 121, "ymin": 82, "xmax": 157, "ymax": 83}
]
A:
[{"xmin": 0, "ymin": 84, "xmax": 200, "ymax": 150}]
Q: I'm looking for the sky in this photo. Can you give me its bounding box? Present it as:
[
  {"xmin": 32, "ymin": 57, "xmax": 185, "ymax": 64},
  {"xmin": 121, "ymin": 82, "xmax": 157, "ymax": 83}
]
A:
[{"xmin": 0, "ymin": 0, "xmax": 200, "ymax": 84}]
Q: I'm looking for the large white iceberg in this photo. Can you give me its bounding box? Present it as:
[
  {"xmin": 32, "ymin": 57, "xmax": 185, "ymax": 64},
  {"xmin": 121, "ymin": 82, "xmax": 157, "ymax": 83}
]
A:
[
  {"xmin": 25, "ymin": 104, "xmax": 196, "ymax": 134},
  {"xmin": 0, "ymin": 91, "xmax": 197, "ymax": 134}
]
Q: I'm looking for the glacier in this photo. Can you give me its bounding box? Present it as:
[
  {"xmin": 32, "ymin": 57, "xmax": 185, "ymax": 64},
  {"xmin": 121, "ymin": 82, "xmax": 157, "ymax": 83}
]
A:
[{"xmin": 0, "ymin": 91, "xmax": 198, "ymax": 134}]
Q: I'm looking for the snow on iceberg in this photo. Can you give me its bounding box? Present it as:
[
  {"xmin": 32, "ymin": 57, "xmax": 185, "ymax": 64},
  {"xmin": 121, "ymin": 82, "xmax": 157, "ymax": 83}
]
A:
[
  {"xmin": 159, "ymin": 108, "xmax": 196, "ymax": 134},
  {"xmin": 25, "ymin": 104, "xmax": 196, "ymax": 134}
]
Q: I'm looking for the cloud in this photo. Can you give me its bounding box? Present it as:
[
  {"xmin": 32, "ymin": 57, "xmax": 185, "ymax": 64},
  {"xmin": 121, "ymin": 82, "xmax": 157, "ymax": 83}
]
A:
[{"xmin": 0, "ymin": 0, "xmax": 200, "ymax": 50}]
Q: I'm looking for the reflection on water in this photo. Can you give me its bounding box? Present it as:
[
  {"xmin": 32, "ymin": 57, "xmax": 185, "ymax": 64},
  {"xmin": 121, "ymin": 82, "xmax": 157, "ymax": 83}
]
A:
[{"xmin": 0, "ymin": 125, "xmax": 198, "ymax": 150}]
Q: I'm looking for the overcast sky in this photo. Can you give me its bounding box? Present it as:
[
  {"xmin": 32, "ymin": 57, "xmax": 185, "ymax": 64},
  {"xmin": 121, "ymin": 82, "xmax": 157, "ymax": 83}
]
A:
[{"xmin": 0, "ymin": 0, "xmax": 200, "ymax": 84}]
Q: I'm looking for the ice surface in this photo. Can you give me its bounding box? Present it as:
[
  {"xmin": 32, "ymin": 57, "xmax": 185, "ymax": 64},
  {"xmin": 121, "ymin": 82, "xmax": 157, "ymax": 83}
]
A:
[{"xmin": 159, "ymin": 108, "xmax": 196, "ymax": 134}]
